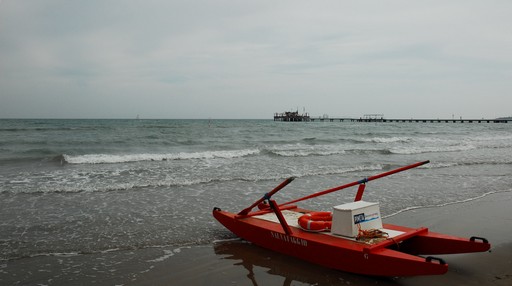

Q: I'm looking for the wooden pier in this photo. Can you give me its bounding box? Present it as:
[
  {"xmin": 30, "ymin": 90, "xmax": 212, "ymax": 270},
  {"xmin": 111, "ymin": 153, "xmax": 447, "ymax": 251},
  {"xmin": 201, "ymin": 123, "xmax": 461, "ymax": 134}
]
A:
[
  {"xmin": 309, "ymin": 117, "xmax": 509, "ymax": 123},
  {"xmin": 275, "ymin": 112, "xmax": 510, "ymax": 123}
]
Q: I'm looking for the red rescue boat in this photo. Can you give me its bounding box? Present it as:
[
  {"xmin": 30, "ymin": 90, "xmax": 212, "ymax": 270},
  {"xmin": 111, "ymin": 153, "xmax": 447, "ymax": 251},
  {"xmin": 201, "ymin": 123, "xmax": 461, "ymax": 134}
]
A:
[{"xmin": 213, "ymin": 160, "xmax": 491, "ymax": 276}]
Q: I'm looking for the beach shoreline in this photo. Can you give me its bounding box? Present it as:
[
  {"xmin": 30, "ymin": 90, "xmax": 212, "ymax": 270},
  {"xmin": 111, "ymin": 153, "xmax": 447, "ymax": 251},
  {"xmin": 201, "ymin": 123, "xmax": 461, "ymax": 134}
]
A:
[
  {"xmin": 1, "ymin": 191, "xmax": 511, "ymax": 285},
  {"xmin": 388, "ymin": 190, "xmax": 512, "ymax": 286}
]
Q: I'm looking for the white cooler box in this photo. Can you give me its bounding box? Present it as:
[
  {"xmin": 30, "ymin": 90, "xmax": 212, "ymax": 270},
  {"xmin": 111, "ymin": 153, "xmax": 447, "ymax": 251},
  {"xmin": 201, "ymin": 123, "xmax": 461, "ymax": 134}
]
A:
[{"xmin": 331, "ymin": 201, "xmax": 382, "ymax": 238}]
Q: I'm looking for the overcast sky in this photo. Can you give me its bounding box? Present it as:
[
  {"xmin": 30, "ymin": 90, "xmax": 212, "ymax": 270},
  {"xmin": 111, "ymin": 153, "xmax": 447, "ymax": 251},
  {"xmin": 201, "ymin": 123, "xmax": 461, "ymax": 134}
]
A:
[{"xmin": 1, "ymin": 1, "xmax": 511, "ymax": 119}]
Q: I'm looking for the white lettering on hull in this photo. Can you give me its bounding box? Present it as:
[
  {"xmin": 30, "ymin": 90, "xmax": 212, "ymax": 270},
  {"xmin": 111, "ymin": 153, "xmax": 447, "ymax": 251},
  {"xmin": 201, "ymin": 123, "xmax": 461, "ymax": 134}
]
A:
[{"xmin": 270, "ymin": 231, "xmax": 308, "ymax": 247}]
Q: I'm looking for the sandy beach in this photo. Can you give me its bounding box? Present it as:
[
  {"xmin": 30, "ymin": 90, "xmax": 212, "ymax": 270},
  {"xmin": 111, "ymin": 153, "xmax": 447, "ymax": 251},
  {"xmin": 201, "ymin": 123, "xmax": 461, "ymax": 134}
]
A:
[
  {"xmin": 141, "ymin": 191, "xmax": 512, "ymax": 286},
  {"xmin": 387, "ymin": 191, "xmax": 512, "ymax": 286},
  {"xmin": 2, "ymin": 191, "xmax": 511, "ymax": 285}
]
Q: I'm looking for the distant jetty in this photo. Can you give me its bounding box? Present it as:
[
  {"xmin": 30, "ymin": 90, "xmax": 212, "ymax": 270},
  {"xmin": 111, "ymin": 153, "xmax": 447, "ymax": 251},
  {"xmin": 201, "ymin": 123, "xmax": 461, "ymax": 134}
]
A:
[{"xmin": 274, "ymin": 112, "xmax": 510, "ymax": 123}]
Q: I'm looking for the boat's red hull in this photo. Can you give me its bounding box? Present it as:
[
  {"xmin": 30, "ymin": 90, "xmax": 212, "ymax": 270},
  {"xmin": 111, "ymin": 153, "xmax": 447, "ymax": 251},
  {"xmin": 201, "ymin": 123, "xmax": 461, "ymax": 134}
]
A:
[{"xmin": 213, "ymin": 207, "xmax": 490, "ymax": 277}]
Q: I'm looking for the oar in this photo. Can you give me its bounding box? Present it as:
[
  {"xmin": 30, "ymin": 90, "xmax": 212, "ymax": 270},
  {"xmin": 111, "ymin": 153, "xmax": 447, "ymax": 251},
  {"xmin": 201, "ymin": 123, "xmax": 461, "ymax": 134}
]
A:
[
  {"xmin": 238, "ymin": 177, "xmax": 295, "ymax": 216},
  {"xmin": 280, "ymin": 160, "xmax": 430, "ymax": 206}
]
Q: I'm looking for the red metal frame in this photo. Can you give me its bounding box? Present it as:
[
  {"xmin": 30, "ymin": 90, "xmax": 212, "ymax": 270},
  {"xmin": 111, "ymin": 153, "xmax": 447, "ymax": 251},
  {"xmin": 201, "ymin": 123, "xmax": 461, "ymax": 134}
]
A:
[{"xmin": 213, "ymin": 160, "xmax": 491, "ymax": 277}]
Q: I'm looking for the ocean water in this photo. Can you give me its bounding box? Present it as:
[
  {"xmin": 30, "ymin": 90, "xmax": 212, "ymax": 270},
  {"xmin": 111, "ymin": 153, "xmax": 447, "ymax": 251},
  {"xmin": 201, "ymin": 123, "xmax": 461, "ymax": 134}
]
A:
[{"xmin": 1, "ymin": 119, "xmax": 511, "ymax": 279}]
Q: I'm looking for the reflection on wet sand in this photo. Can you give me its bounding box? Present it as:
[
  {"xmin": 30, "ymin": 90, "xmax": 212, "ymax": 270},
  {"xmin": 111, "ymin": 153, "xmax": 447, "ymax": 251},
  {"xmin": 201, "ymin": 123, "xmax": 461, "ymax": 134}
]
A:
[{"xmin": 213, "ymin": 239, "xmax": 395, "ymax": 286}]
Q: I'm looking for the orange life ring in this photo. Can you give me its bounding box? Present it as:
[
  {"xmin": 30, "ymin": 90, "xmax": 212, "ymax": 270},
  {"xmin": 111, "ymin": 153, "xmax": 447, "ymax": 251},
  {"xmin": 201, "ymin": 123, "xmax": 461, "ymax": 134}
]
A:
[{"xmin": 298, "ymin": 212, "xmax": 332, "ymax": 232}]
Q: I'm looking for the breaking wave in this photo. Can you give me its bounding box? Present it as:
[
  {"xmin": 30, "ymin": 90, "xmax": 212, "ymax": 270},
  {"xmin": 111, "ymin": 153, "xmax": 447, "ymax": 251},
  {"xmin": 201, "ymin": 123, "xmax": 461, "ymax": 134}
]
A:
[
  {"xmin": 2, "ymin": 164, "xmax": 385, "ymax": 194},
  {"xmin": 359, "ymin": 137, "xmax": 412, "ymax": 143},
  {"xmin": 267, "ymin": 148, "xmax": 347, "ymax": 157},
  {"xmin": 389, "ymin": 144, "xmax": 476, "ymax": 155},
  {"xmin": 264, "ymin": 144, "xmax": 389, "ymax": 157},
  {"xmin": 62, "ymin": 149, "xmax": 260, "ymax": 164}
]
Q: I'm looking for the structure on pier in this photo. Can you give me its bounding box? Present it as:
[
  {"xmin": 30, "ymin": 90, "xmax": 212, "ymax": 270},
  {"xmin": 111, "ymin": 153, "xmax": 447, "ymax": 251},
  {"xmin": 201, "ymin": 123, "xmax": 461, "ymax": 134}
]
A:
[{"xmin": 274, "ymin": 111, "xmax": 310, "ymax": 122}]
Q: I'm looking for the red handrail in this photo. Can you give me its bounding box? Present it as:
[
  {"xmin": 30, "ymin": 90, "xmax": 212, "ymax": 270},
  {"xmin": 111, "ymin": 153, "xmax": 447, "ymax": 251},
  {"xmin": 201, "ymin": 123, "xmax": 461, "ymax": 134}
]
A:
[
  {"xmin": 238, "ymin": 177, "xmax": 295, "ymax": 215},
  {"xmin": 280, "ymin": 160, "xmax": 429, "ymax": 206}
]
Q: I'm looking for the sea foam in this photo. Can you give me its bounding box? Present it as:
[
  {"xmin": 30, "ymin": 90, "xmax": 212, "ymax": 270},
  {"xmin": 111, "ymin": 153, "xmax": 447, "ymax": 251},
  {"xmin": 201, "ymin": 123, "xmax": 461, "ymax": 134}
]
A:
[{"xmin": 63, "ymin": 149, "xmax": 260, "ymax": 164}]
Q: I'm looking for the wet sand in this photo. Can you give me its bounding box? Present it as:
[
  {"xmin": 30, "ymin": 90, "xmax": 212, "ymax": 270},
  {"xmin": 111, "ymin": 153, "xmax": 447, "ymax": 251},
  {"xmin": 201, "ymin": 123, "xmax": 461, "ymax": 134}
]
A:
[
  {"xmin": 1, "ymin": 191, "xmax": 511, "ymax": 285},
  {"xmin": 388, "ymin": 190, "xmax": 512, "ymax": 286}
]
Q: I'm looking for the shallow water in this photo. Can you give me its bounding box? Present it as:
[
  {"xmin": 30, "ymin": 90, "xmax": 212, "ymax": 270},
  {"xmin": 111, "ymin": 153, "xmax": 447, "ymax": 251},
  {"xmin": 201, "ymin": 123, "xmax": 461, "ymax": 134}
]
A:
[{"xmin": 1, "ymin": 119, "xmax": 511, "ymax": 263}]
